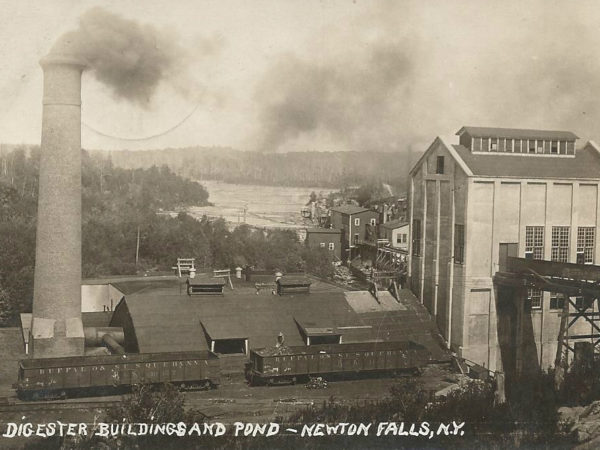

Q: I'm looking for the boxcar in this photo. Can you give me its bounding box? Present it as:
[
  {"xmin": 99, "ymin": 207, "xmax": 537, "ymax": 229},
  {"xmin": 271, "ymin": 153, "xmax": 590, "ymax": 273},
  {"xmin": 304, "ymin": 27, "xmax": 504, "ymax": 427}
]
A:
[
  {"xmin": 247, "ymin": 341, "xmax": 430, "ymax": 385},
  {"xmin": 16, "ymin": 351, "xmax": 220, "ymax": 400}
]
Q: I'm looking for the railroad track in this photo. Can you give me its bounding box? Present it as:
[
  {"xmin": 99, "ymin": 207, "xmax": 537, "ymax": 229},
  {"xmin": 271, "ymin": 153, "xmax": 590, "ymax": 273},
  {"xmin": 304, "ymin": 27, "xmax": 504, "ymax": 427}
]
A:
[{"xmin": 0, "ymin": 399, "xmax": 121, "ymax": 413}]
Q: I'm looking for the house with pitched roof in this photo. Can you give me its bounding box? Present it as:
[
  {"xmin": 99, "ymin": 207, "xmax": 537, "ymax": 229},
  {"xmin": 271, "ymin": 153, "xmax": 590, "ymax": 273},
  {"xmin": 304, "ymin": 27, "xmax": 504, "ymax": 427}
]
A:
[
  {"xmin": 409, "ymin": 126, "xmax": 600, "ymax": 373},
  {"xmin": 330, "ymin": 204, "xmax": 379, "ymax": 262}
]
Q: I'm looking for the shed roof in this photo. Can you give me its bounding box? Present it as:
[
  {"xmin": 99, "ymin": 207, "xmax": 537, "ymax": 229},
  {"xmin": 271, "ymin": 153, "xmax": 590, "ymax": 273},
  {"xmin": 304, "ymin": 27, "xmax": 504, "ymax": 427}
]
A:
[
  {"xmin": 452, "ymin": 143, "xmax": 600, "ymax": 179},
  {"xmin": 330, "ymin": 205, "xmax": 371, "ymax": 215},
  {"xmin": 456, "ymin": 126, "xmax": 578, "ymax": 141}
]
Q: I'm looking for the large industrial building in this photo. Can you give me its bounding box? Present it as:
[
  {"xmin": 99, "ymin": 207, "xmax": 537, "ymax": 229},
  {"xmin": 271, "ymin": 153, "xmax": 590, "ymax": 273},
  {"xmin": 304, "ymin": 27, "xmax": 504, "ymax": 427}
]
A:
[{"xmin": 409, "ymin": 126, "xmax": 600, "ymax": 373}]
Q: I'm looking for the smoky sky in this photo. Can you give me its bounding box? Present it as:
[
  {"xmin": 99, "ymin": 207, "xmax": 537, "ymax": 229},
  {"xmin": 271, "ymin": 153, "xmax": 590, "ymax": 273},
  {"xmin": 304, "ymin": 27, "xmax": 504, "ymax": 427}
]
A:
[
  {"xmin": 253, "ymin": 41, "xmax": 415, "ymax": 153},
  {"xmin": 251, "ymin": 1, "xmax": 600, "ymax": 153},
  {"xmin": 50, "ymin": 7, "xmax": 195, "ymax": 108}
]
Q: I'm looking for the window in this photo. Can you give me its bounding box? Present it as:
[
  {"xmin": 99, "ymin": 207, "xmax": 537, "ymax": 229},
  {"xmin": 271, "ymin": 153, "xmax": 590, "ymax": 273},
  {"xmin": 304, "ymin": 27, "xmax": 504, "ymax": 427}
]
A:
[
  {"xmin": 412, "ymin": 219, "xmax": 422, "ymax": 256},
  {"xmin": 528, "ymin": 289, "xmax": 542, "ymax": 310},
  {"xmin": 559, "ymin": 141, "xmax": 566, "ymax": 154},
  {"xmin": 577, "ymin": 227, "xmax": 595, "ymax": 264},
  {"xmin": 328, "ymin": 242, "xmax": 335, "ymax": 251},
  {"xmin": 436, "ymin": 156, "xmax": 445, "ymax": 174},
  {"xmin": 472, "ymin": 138, "xmax": 482, "ymax": 152},
  {"xmin": 490, "ymin": 138, "xmax": 498, "ymax": 152},
  {"xmin": 551, "ymin": 141, "xmax": 558, "ymax": 154},
  {"xmin": 528, "ymin": 140, "xmax": 536, "ymax": 153},
  {"xmin": 319, "ymin": 242, "xmax": 326, "ymax": 248},
  {"xmin": 550, "ymin": 293, "xmax": 565, "ymax": 310},
  {"xmin": 354, "ymin": 218, "xmax": 360, "ymax": 226},
  {"xmin": 370, "ymin": 218, "xmax": 376, "ymax": 226},
  {"xmin": 575, "ymin": 296, "xmax": 585, "ymax": 309},
  {"xmin": 567, "ymin": 141, "xmax": 575, "ymax": 154},
  {"xmin": 454, "ymin": 224, "xmax": 465, "ymax": 264},
  {"xmin": 551, "ymin": 226, "xmax": 570, "ymax": 262},
  {"xmin": 544, "ymin": 140, "xmax": 551, "ymax": 153},
  {"xmin": 482, "ymin": 137, "xmax": 490, "ymax": 151},
  {"xmin": 525, "ymin": 226, "xmax": 544, "ymax": 260},
  {"xmin": 354, "ymin": 234, "xmax": 359, "ymax": 245},
  {"xmin": 397, "ymin": 233, "xmax": 407, "ymax": 244},
  {"xmin": 514, "ymin": 139, "xmax": 522, "ymax": 153},
  {"xmin": 506, "ymin": 139, "xmax": 513, "ymax": 152}
]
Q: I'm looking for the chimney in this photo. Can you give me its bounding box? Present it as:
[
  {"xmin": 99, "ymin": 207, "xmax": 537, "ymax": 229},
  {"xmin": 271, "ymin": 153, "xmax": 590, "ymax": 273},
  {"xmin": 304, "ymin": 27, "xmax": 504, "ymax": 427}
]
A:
[{"xmin": 31, "ymin": 53, "xmax": 86, "ymax": 357}]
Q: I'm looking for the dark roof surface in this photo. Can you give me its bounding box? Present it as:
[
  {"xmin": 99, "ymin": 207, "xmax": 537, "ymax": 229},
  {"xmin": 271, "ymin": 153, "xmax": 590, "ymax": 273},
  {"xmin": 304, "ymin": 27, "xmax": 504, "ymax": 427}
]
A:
[
  {"xmin": 381, "ymin": 220, "xmax": 408, "ymax": 230},
  {"xmin": 306, "ymin": 228, "xmax": 342, "ymax": 234},
  {"xmin": 456, "ymin": 126, "xmax": 578, "ymax": 140},
  {"xmin": 187, "ymin": 277, "xmax": 225, "ymax": 286},
  {"xmin": 453, "ymin": 144, "xmax": 600, "ymax": 179},
  {"xmin": 109, "ymin": 277, "xmax": 447, "ymax": 359},
  {"xmin": 330, "ymin": 205, "xmax": 371, "ymax": 215}
]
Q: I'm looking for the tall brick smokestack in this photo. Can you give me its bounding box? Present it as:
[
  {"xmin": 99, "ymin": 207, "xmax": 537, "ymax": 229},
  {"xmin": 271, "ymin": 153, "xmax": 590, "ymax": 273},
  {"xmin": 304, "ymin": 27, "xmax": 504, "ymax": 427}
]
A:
[{"xmin": 31, "ymin": 54, "xmax": 86, "ymax": 357}]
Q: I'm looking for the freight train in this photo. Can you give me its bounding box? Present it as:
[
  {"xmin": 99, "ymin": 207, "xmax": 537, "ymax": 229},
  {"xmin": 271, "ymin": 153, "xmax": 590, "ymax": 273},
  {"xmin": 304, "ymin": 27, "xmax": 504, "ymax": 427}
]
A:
[{"xmin": 15, "ymin": 341, "xmax": 430, "ymax": 400}]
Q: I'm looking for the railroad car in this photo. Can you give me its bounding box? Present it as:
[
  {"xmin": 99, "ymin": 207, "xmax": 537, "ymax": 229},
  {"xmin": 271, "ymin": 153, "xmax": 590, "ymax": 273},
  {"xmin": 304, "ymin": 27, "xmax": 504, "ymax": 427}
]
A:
[
  {"xmin": 246, "ymin": 340, "xmax": 430, "ymax": 386},
  {"xmin": 15, "ymin": 351, "xmax": 220, "ymax": 400}
]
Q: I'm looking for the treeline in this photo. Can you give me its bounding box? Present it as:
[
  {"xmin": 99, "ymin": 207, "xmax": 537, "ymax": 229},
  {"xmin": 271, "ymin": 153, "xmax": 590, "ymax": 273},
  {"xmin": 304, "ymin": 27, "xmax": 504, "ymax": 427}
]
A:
[
  {"xmin": 0, "ymin": 148, "xmax": 331, "ymax": 326},
  {"xmin": 97, "ymin": 146, "xmax": 413, "ymax": 189}
]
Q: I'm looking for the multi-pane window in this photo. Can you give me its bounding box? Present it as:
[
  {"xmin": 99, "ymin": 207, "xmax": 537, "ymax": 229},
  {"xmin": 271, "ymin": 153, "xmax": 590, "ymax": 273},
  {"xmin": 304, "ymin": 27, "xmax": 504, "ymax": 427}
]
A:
[
  {"xmin": 412, "ymin": 219, "xmax": 422, "ymax": 256},
  {"xmin": 505, "ymin": 139, "xmax": 513, "ymax": 152},
  {"xmin": 396, "ymin": 234, "xmax": 407, "ymax": 244},
  {"xmin": 354, "ymin": 218, "xmax": 360, "ymax": 226},
  {"xmin": 559, "ymin": 141, "xmax": 566, "ymax": 154},
  {"xmin": 370, "ymin": 218, "xmax": 376, "ymax": 226},
  {"xmin": 525, "ymin": 226, "xmax": 544, "ymax": 259},
  {"xmin": 551, "ymin": 226, "xmax": 570, "ymax": 262},
  {"xmin": 319, "ymin": 242, "xmax": 326, "ymax": 248},
  {"xmin": 551, "ymin": 141, "xmax": 558, "ymax": 154},
  {"xmin": 490, "ymin": 138, "xmax": 498, "ymax": 151},
  {"xmin": 514, "ymin": 139, "xmax": 522, "ymax": 153},
  {"xmin": 528, "ymin": 289, "xmax": 542, "ymax": 309},
  {"xmin": 577, "ymin": 227, "xmax": 595, "ymax": 264},
  {"xmin": 528, "ymin": 140, "xmax": 536, "ymax": 153},
  {"xmin": 482, "ymin": 137, "xmax": 490, "ymax": 151},
  {"xmin": 454, "ymin": 224, "xmax": 465, "ymax": 264},
  {"xmin": 328, "ymin": 242, "xmax": 335, "ymax": 251},
  {"xmin": 550, "ymin": 292, "xmax": 565, "ymax": 310},
  {"xmin": 537, "ymin": 141, "xmax": 544, "ymax": 153}
]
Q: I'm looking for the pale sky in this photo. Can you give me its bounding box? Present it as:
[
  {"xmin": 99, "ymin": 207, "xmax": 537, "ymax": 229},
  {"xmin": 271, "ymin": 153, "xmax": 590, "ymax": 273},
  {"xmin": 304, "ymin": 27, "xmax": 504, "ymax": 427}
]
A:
[{"xmin": 1, "ymin": 0, "xmax": 600, "ymax": 152}]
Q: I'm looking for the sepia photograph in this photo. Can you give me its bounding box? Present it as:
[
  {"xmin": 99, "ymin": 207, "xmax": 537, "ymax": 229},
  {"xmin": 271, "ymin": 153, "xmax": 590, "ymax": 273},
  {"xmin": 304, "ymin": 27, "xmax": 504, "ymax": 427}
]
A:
[{"xmin": 1, "ymin": 0, "xmax": 600, "ymax": 448}]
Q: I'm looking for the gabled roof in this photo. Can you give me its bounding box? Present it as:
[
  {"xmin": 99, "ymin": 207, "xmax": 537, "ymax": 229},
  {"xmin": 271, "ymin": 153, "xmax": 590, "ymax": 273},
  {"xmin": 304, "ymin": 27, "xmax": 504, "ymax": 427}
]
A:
[
  {"xmin": 456, "ymin": 126, "xmax": 578, "ymax": 141},
  {"xmin": 452, "ymin": 143, "xmax": 600, "ymax": 179},
  {"xmin": 330, "ymin": 205, "xmax": 371, "ymax": 215}
]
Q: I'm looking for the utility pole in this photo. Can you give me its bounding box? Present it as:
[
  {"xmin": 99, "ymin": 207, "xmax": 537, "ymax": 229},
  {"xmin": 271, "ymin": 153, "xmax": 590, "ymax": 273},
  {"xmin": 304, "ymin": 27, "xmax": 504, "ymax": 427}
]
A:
[{"xmin": 135, "ymin": 226, "xmax": 141, "ymax": 267}]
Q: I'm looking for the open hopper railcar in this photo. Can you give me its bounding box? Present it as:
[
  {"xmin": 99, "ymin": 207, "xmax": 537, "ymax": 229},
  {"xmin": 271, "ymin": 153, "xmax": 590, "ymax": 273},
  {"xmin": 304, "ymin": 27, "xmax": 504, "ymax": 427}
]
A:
[
  {"xmin": 246, "ymin": 340, "xmax": 430, "ymax": 386},
  {"xmin": 15, "ymin": 351, "xmax": 220, "ymax": 400}
]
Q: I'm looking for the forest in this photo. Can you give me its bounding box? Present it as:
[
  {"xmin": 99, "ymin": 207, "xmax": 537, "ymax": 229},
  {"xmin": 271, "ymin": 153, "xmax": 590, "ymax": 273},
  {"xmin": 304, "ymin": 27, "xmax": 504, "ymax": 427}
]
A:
[
  {"xmin": 0, "ymin": 147, "xmax": 332, "ymax": 326},
  {"xmin": 96, "ymin": 146, "xmax": 413, "ymax": 189}
]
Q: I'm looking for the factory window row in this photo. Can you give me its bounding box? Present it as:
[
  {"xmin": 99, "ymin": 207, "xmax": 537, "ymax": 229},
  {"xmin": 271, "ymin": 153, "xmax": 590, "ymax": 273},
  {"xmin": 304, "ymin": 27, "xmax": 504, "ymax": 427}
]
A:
[
  {"xmin": 472, "ymin": 137, "xmax": 575, "ymax": 155},
  {"xmin": 524, "ymin": 226, "xmax": 595, "ymax": 264},
  {"xmin": 535, "ymin": 293, "xmax": 585, "ymax": 311}
]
